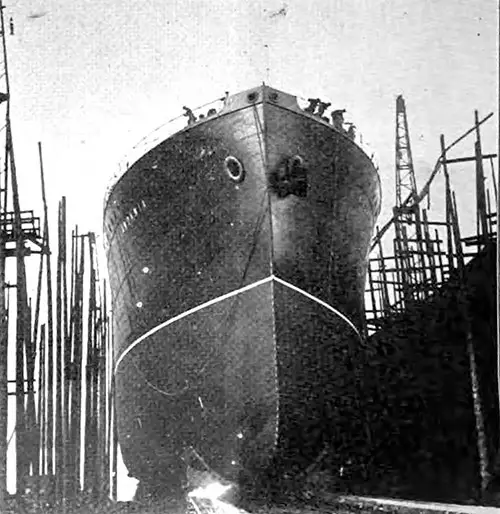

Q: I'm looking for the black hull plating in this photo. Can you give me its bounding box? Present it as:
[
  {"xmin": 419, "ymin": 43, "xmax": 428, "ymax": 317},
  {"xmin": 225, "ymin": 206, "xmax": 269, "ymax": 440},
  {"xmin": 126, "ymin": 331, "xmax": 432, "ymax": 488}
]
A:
[{"xmin": 104, "ymin": 86, "xmax": 381, "ymax": 493}]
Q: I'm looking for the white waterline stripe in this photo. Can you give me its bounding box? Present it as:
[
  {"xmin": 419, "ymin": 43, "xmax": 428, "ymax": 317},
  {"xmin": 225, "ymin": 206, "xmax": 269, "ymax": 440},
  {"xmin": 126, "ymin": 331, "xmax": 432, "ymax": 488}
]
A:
[
  {"xmin": 272, "ymin": 276, "xmax": 361, "ymax": 339},
  {"xmin": 114, "ymin": 276, "xmax": 273, "ymax": 372},
  {"xmin": 114, "ymin": 275, "xmax": 361, "ymax": 373}
]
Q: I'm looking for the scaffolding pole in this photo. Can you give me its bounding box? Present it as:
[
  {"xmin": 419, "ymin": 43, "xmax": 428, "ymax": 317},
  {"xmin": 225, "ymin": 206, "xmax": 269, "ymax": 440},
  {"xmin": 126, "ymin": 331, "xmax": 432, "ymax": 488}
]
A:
[{"xmin": 0, "ymin": 199, "xmax": 7, "ymax": 508}]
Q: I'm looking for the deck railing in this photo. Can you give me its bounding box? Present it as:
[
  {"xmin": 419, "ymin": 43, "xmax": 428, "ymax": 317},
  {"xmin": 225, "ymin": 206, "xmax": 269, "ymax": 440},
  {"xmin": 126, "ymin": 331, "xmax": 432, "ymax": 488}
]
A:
[{"xmin": 104, "ymin": 91, "xmax": 378, "ymax": 206}]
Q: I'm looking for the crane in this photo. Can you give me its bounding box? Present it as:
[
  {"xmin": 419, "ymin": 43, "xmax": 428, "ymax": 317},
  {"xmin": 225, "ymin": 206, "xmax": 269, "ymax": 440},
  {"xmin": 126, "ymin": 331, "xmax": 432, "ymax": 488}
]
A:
[
  {"xmin": 392, "ymin": 95, "xmax": 426, "ymax": 306},
  {"xmin": 395, "ymin": 95, "xmax": 418, "ymax": 212}
]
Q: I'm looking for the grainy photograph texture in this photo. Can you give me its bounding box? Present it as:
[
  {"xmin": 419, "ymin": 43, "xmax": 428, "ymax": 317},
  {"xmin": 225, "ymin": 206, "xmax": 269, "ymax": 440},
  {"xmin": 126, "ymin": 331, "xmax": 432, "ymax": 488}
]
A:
[{"xmin": 0, "ymin": 1, "xmax": 497, "ymax": 513}]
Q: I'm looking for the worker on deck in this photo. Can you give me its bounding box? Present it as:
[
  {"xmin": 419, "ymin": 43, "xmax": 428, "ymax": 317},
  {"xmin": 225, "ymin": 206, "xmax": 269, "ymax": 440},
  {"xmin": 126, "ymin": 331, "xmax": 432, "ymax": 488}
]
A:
[
  {"xmin": 304, "ymin": 98, "xmax": 320, "ymax": 114},
  {"xmin": 347, "ymin": 124, "xmax": 356, "ymax": 140},
  {"xmin": 331, "ymin": 109, "xmax": 346, "ymax": 131},
  {"xmin": 183, "ymin": 106, "xmax": 196, "ymax": 125},
  {"xmin": 317, "ymin": 101, "xmax": 331, "ymax": 117}
]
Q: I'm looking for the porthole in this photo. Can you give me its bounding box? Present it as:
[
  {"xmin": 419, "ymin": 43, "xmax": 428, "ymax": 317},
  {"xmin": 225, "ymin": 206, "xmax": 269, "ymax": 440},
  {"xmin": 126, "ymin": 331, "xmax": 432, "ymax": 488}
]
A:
[
  {"xmin": 268, "ymin": 92, "xmax": 278, "ymax": 103},
  {"xmin": 224, "ymin": 156, "xmax": 245, "ymax": 183},
  {"xmin": 247, "ymin": 91, "xmax": 259, "ymax": 103}
]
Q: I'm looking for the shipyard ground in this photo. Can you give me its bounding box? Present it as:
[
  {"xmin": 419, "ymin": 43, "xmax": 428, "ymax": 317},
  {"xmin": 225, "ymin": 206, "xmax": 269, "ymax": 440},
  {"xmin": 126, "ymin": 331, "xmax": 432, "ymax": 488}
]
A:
[
  {"xmin": 4, "ymin": 493, "xmax": 498, "ymax": 514},
  {"xmin": 5, "ymin": 470, "xmax": 500, "ymax": 514}
]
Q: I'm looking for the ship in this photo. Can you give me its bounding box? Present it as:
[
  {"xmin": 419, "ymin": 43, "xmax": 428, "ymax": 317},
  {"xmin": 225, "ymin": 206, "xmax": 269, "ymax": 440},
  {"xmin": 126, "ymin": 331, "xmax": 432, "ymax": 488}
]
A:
[{"xmin": 103, "ymin": 85, "xmax": 381, "ymax": 500}]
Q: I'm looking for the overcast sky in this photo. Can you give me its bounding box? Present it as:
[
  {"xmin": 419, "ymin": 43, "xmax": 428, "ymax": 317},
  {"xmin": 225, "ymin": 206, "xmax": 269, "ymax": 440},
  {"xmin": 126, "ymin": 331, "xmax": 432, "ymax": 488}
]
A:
[
  {"xmin": 3, "ymin": 0, "xmax": 498, "ymax": 499},
  {"xmin": 5, "ymin": 0, "xmax": 498, "ymax": 232}
]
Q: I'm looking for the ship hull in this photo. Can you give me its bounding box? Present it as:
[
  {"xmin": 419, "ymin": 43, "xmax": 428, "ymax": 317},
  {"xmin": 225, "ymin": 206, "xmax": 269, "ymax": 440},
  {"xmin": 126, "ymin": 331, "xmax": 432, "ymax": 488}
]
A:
[{"xmin": 104, "ymin": 86, "xmax": 381, "ymax": 496}]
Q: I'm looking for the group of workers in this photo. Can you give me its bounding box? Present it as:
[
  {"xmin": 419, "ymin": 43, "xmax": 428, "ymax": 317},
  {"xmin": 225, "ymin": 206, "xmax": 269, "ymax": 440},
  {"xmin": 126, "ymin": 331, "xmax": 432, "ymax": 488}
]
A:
[
  {"xmin": 304, "ymin": 97, "xmax": 356, "ymax": 140},
  {"xmin": 183, "ymin": 106, "xmax": 218, "ymax": 125},
  {"xmin": 183, "ymin": 92, "xmax": 229, "ymax": 126},
  {"xmin": 182, "ymin": 94, "xmax": 356, "ymax": 143}
]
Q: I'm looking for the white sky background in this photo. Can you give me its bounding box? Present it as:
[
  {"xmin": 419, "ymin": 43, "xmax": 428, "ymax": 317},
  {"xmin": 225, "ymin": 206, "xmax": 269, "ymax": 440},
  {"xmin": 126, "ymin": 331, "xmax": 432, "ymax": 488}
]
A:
[
  {"xmin": 6, "ymin": 0, "xmax": 498, "ymax": 230},
  {"xmin": 2, "ymin": 0, "xmax": 498, "ymax": 501}
]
